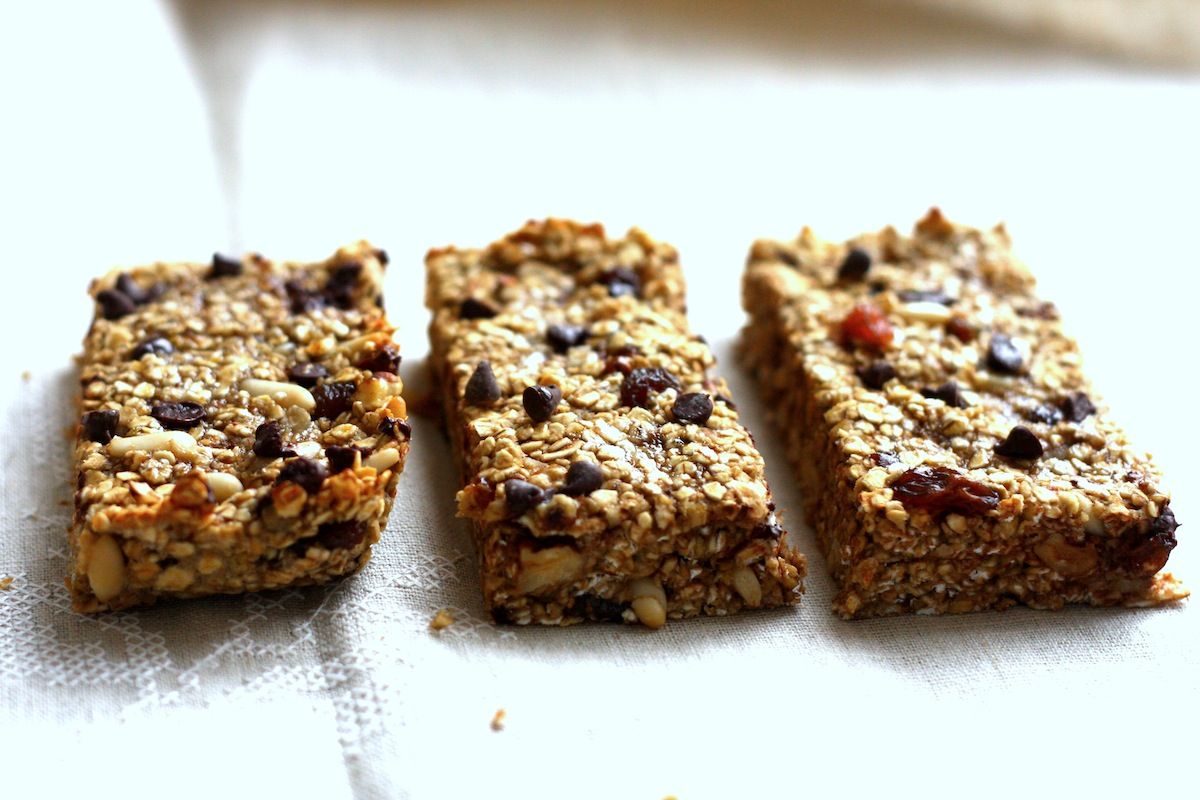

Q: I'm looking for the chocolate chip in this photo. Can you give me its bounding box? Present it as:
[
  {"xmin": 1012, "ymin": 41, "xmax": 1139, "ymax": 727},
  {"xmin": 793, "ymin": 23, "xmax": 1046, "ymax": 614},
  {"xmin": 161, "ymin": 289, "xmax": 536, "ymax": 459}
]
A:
[
  {"xmin": 460, "ymin": 298, "xmax": 498, "ymax": 319},
  {"xmin": 986, "ymin": 333, "xmax": 1023, "ymax": 374},
  {"xmin": 751, "ymin": 522, "xmax": 784, "ymax": 539},
  {"xmin": 253, "ymin": 421, "xmax": 295, "ymax": 459},
  {"xmin": 356, "ymin": 343, "xmax": 401, "ymax": 374},
  {"xmin": 619, "ymin": 367, "xmax": 679, "ymax": 409},
  {"xmin": 503, "ymin": 478, "xmax": 547, "ymax": 516},
  {"xmin": 570, "ymin": 594, "xmax": 628, "ymax": 622},
  {"xmin": 326, "ymin": 445, "xmax": 367, "ymax": 473},
  {"xmin": 82, "ymin": 409, "xmax": 119, "ymax": 444},
  {"xmin": 714, "ymin": 393, "xmax": 738, "ymax": 411},
  {"xmin": 464, "ymin": 361, "xmax": 501, "ymax": 406},
  {"xmin": 97, "ymin": 289, "xmax": 136, "ymax": 320},
  {"xmin": 523, "ymin": 384, "xmax": 562, "ymax": 422},
  {"xmin": 286, "ymin": 280, "xmax": 326, "ymax": 314},
  {"xmin": 1118, "ymin": 506, "xmax": 1180, "ymax": 576},
  {"xmin": 1029, "ymin": 404, "xmax": 1064, "ymax": 425},
  {"xmin": 857, "ymin": 361, "xmax": 896, "ymax": 390},
  {"xmin": 921, "ymin": 381, "xmax": 965, "ymax": 408},
  {"xmin": 898, "ymin": 289, "xmax": 954, "ymax": 305},
  {"xmin": 1060, "ymin": 391, "xmax": 1096, "ymax": 423},
  {"xmin": 994, "ymin": 425, "xmax": 1043, "ymax": 460},
  {"xmin": 312, "ymin": 381, "xmax": 357, "ymax": 419},
  {"xmin": 326, "ymin": 262, "xmax": 362, "ymax": 309},
  {"xmin": 560, "ymin": 461, "xmax": 603, "ymax": 496},
  {"xmin": 837, "ymin": 248, "xmax": 871, "ymax": 282},
  {"xmin": 150, "ymin": 401, "xmax": 205, "ymax": 430},
  {"xmin": 599, "ymin": 267, "xmax": 641, "ymax": 298},
  {"xmin": 286, "ymin": 362, "xmax": 328, "ymax": 388},
  {"xmin": 276, "ymin": 457, "xmax": 328, "ymax": 494},
  {"xmin": 546, "ymin": 323, "xmax": 587, "ymax": 353},
  {"xmin": 380, "ymin": 416, "xmax": 412, "ymax": 439},
  {"xmin": 672, "ymin": 392, "xmax": 714, "ymax": 425},
  {"xmin": 316, "ymin": 519, "xmax": 367, "ymax": 550},
  {"xmin": 115, "ymin": 274, "xmax": 162, "ymax": 305},
  {"xmin": 130, "ymin": 336, "xmax": 173, "ymax": 360},
  {"xmin": 210, "ymin": 253, "xmax": 243, "ymax": 279},
  {"xmin": 375, "ymin": 249, "xmax": 389, "ymax": 266}
]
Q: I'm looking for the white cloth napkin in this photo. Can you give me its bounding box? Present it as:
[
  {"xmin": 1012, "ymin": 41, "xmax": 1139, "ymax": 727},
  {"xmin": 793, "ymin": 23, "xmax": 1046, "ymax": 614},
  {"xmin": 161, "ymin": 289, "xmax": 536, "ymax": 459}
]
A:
[{"xmin": 3, "ymin": 2, "xmax": 1198, "ymax": 798}]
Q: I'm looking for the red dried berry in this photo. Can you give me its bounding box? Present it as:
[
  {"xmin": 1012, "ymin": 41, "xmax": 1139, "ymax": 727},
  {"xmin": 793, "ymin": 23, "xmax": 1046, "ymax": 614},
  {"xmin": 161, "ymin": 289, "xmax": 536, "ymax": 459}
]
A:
[
  {"xmin": 619, "ymin": 367, "xmax": 680, "ymax": 409},
  {"xmin": 891, "ymin": 465, "xmax": 1000, "ymax": 516},
  {"xmin": 840, "ymin": 303, "xmax": 894, "ymax": 351},
  {"xmin": 945, "ymin": 316, "xmax": 975, "ymax": 342}
]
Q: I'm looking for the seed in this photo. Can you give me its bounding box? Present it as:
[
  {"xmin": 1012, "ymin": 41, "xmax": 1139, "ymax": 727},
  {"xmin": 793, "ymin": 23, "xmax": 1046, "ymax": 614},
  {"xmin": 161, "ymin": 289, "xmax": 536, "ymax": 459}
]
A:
[
  {"xmin": 671, "ymin": 392, "xmax": 714, "ymax": 425},
  {"xmin": 460, "ymin": 297, "xmax": 498, "ymax": 319},
  {"xmin": 464, "ymin": 361, "xmax": 501, "ymax": 406},
  {"xmin": 837, "ymin": 247, "xmax": 871, "ymax": 282},
  {"xmin": 96, "ymin": 289, "xmax": 136, "ymax": 320},
  {"xmin": 856, "ymin": 361, "xmax": 896, "ymax": 390},
  {"xmin": 560, "ymin": 460, "xmax": 603, "ymax": 496},
  {"xmin": 504, "ymin": 479, "xmax": 547, "ymax": 517},
  {"xmin": 286, "ymin": 362, "xmax": 328, "ymax": 388},
  {"xmin": 994, "ymin": 425, "xmax": 1043, "ymax": 460},
  {"xmin": 986, "ymin": 333, "xmax": 1023, "ymax": 374},
  {"xmin": 82, "ymin": 409, "xmax": 119, "ymax": 444},
  {"xmin": 546, "ymin": 323, "xmax": 587, "ymax": 353},
  {"xmin": 130, "ymin": 336, "xmax": 174, "ymax": 360},
  {"xmin": 523, "ymin": 384, "xmax": 562, "ymax": 422},
  {"xmin": 275, "ymin": 457, "xmax": 328, "ymax": 494},
  {"xmin": 241, "ymin": 378, "xmax": 317, "ymax": 410},
  {"xmin": 210, "ymin": 253, "xmax": 243, "ymax": 278},
  {"xmin": 87, "ymin": 535, "xmax": 127, "ymax": 602},
  {"xmin": 150, "ymin": 401, "xmax": 205, "ymax": 430}
]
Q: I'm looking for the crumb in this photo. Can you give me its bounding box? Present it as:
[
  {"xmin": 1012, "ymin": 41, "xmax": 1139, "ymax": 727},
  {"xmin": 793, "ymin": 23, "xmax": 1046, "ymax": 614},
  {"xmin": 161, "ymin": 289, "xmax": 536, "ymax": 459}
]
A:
[
  {"xmin": 21, "ymin": 370, "xmax": 31, "ymax": 382},
  {"xmin": 490, "ymin": 708, "xmax": 506, "ymax": 732},
  {"xmin": 430, "ymin": 608, "xmax": 455, "ymax": 631},
  {"xmin": 0, "ymin": 577, "xmax": 14, "ymax": 591}
]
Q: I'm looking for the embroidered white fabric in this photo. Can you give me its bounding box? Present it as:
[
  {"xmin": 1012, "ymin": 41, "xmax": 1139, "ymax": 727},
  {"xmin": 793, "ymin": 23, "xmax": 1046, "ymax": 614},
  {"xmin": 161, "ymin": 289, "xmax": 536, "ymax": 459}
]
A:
[{"xmin": 2, "ymin": 2, "xmax": 1197, "ymax": 798}]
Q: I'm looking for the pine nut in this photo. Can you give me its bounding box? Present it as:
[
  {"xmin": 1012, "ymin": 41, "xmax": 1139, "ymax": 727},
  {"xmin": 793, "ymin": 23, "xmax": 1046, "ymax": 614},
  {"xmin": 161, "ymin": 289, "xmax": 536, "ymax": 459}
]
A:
[
  {"xmin": 365, "ymin": 448, "xmax": 400, "ymax": 472},
  {"xmin": 240, "ymin": 378, "xmax": 316, "ymax": 410},
  {"xmin": 732, "ymin": 566, "xmax": 763, "ymax": 607},
  {"xmin": 204, "ymin": 472, "xmax": 244, "ymax": 501},
  {"xmin": 88, "ymin": 535, "xmax": 127, "ymax": 602},
  {"xmin": 108, "ymin": 430, "xmax": 197, "ymax": 457},
  {"xmin": 897, "ymin": 301, "xmax": 952, "ymax": 323},
  {"xmin": 293, "ymin": 440, "xmax": 322, "ymax": 458},
  {"xmin": 628, "ymin": 577, "xmax": 667, "ymax": 629}
]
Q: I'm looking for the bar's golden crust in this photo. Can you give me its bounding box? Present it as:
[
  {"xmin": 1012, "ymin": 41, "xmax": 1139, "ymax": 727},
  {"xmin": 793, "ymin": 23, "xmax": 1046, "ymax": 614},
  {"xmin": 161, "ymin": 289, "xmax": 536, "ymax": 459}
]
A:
[
  {"xmin": 741, "ymin": 209, "xmax": 1186, "ymax": 619},
  {"xmin": 71, "ymin": 243, "xmax": 409, "ymax": 612},
  {"xmin": 426, "ymin": 219, "xmax": 806, "ymax": 627}
]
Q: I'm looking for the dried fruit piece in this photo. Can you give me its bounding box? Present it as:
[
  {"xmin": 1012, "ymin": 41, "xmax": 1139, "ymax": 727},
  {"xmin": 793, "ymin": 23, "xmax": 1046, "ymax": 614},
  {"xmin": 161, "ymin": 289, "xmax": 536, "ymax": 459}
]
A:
[
  {"xmin": 945, "ymin": 316, "xmax": 975, "ymax": 342},
  {"xmin": 210, "ymin": 253, "xmax": 243, "ymax": 279},
  {"xmin": 750, "ymin": 522, "xmax": 784, "ymax": 539},
  {"xmin": 326, "ymin": 444, "xmax": 368, "ymax": 473},
  {"xmin": 316, "ymin": 519, "xmax": 367, "ymax": 550},
  {"xmin": 504, "ymin": 478, "xmax": 546, "ymax": 517},
  {"xmin": 837, "ymin": 248, "xmax": 871, "ymax": 282},
  {"xmin": 253, "ymin": 421, "xmax": 295, "ymax": 459},
  {"xmin": 460, "ymin": 297, "xmax": 498, "ymax": 319},
  {"xmin": 570, "ymin": 594, "xmax": 628, "ymax": 622},
  {"xmin": 560, "ymin": 461, "xmax": 603, "ymax": 496},
  {"xmin": 1117, "ymin": 507, "xmax": 1179, "ymax": 576},
  {"xmin": 856, "ymin": 361, "xmax": 896, "ymax": 390},
  {"xmin": 523, "ymin": 384, "xmax": 562, "ymax": 422},
  {"xmin": 546, "ymin": 323, "xmax": 587, "ymax": 353},
  {"xmin": 82, "ymin": 409, "xmax": 119, "ymax": 444},
  {"xmin": 672, "ymin": 392, "xmax": 714, "ymax": 425},
  {"xmin": 379, "ymin": 416, "xmax": 412, "ymax": 439},
  {"xmin": 840, "ymin": 303, "xmax": 894, "ymax": 351},
  {"xmin": 994, "ymin": 426, "xmax": 1043, "ymax": 460},
  {"xmin": 1060, "ymin": 391, "xmax": 1096, "ymax": 422},
  {"xmin": 150, "ymin": 401, "xmax": 205, "ymax": 430},
  {"xmin": 312, "ymin": 380, "xmax": 357, "ymax": 419},
  {"xmin": 130, "ymin": 336, "xmax": 173, "ymax": 360},
  {"xmin": 286, "ymin": 362, "xmax": 328, "ymax": 388},
  {"xmin": 357, "ymin": 343, "xmax": 401, "ymax": 374},
  {"xmin": 986, "ymin": 333, "xmax": 1023, "ymax": 374},
  {"xmin": 921, "ymin": 381, "xmax": 965, "ymax": 408},
  {"xmin": 619, "ymin": 367, "xmax": 679, "ymax": 408},
  {"xmin": 891, "ymin": 465, "xmax": 1001, "ymax": 516},
  {"xmin": 275, "ymin": 457, "xmax": 328, "ymax": 494},
  {"xmin": 464, "ymin": 361, "xmax": 501, "ymax": 406}
]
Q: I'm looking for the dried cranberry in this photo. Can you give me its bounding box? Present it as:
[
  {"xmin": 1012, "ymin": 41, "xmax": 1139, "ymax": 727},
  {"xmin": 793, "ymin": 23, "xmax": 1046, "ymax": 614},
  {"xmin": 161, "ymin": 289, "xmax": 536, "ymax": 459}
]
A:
[
  {"xmin": 460, "ymin": 297, "xmax": 498, "ymax": 319},
  {"xmin": 151, "ymin": 401, "xmax": 205, "ymax": 430},
  {"xmin": 82, "ymin": 409, "xmax": 119, "ymax": 444},
  {"xmin": 945, "ymin": 316, "xmax": 976, "ymax": 342},
  {"xmin": 672, "ymin": 392, "xmax": 713, "ymax": 425},
  {"xmin": 276, "ymin": 457, "xmax": 328, "ymax": 494},
  {"xmin": 130, "ymin": 336, "xmax": 173, "ymax": 360},
  {"xmin": 619, "ymin": 367, "xmax": 680, "ymax": 408},
  {"xmin": 857, "ymin": 361, "xmax": 896, "ymax": 390},
  {"xmin": 837, "ymin": 248, "xmax": 871, "ymax": 282},
  {"xmin": 1060, "ymin": 391, "xmax": 1096, "ymax": 423},
  {"xmin": 312, "ymin": 381, "xmax": 357, "ymax": 419},
  {"xmin": 994, "ymin": 426, "xmax": 1042, "ymax": 460},
  {"xmin": 560, "ymin": 461, "xmax": 603, "ymax": 496},
  {"xmin": 986, "ymin": 333, "xmax": 1023, "ymax": 374},
  {"xmin": 523, "ymin": 384, "xmax": 562, "ymax": 422},
  {"xmin": 286, "ymin": 362, "xmax": 328, "ymax": 388},
  {"xmin": 1117, "ymin": 507, "xmax": 1179, "ymax": 576},
  {"xmin": 210, "ymin": 253, "xmax": 243, "ymax": 279},
  {"xmin": 253, "ymin": 421, "xmax": 295, "ymax": 459},
  {"xmin": 504, "ymin": 478, "xmax": 547, "ymax": 517},
  {"xmin": 891, "ymin": 465, "xmax": 1000, "ymax": 516},
  {"xmin": 840, "ymin": 304, "xmax": 894, "ymax": 351},
  {"xmin": 464, "ymin": 361, "xmax": 501, "ymax": 405},
  {"xmin": 357, "ymin": 343, "xmax": 401, "ymax": 374},
  {"xmin": 921, "ymin": 381, "xmax": 965, "ymax": 408},
  {"xmin": 316, "ymin": 519, "xmax": 367, "ymax": 550}
]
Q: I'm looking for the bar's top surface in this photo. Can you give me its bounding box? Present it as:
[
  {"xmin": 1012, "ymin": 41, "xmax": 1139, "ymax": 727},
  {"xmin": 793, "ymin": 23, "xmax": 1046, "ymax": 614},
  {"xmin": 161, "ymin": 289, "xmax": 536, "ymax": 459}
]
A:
[
  {"xmin": 743, "ymin": 209, "xmax": 1179, "ymax": 577},
  {"xmin": 75, "ymin": 242, "xmax": 407, "ymax": 535},
  {"xmin": 426, "ymin": 219, "xmax": 778, "ymax": 539}
]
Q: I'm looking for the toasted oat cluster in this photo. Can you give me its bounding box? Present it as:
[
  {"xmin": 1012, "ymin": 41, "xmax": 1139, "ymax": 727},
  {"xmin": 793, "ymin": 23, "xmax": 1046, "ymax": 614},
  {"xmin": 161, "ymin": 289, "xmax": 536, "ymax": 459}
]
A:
[
  {"xmin": 426, "ymin": 219, "xmax": 806, "ymax": 628},
  {"xmin": 71, "ymin": 243, "xmax": 410, "ymax": 612},
  {"xmin": 741, "ymin": 208, "xmax": 1187, "ymax": 618}
]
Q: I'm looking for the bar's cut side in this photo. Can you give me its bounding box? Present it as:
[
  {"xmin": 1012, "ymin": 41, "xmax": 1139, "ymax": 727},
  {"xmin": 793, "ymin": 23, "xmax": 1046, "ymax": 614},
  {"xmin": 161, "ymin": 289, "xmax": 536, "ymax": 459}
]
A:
[
  {"xmin": 426, "ymin": 219, "xmax": 806, "ymax": 627},
  {"xmin": 740, "ymin": 209, "xmax": 1187, "ymax": 619},
  {"xmin": 72, "ymin": 243, "xmax": 410, "ymax": 612}
]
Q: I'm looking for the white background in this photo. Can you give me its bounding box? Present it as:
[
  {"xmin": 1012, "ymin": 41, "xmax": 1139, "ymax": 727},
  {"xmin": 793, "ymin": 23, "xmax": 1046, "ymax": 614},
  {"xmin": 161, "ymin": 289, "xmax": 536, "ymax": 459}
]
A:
[{"xmin": 1, "ymin": 1, "xmax": 1198, "ymax": 798}]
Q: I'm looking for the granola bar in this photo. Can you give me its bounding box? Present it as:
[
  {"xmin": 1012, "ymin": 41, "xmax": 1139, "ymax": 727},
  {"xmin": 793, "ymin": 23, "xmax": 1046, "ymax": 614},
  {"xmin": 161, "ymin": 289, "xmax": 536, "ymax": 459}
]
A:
[
  {"xmin": 426, "ymin": 219, "xmax": 806, "ymax": 628},
  {"xmin": 740, "ymin": 208, "xmax": 1187, "ymax": 618},
  {"xmin": 71, "ymin": 243, "xmax": 410, "ymax": 612}
]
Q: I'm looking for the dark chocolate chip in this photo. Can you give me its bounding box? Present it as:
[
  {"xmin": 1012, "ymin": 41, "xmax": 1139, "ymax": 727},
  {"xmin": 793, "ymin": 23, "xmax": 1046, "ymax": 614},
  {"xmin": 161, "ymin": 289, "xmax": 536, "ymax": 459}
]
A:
[
  {"xmin": 921, "ymin": 380, "xmax": 965, "ymax": 408},
  {"xmin": 570, "ymin": 594, "xmax": 628, "ymax": 623},
  {"xmin": 380, "ymin": 416, "xmax": 412, "ymax": 439},
  {"xmin": 994, "ymin": 425, "xmax": 1043, "ymax": 460},
  {"xmin": 253, "ymin": 421, "xmax": 295, "ymax": 459},
  {"xmin": 115, "ymin": 274, "xmax": 163, "ymax": 305},
  {"xmin": 560, "ymin": 460, "xmax": 603, "ymax": 496},
  {"xmin": 898, "ymin": 289, "xmax": 955, "ymax": 305},
  {"xmin": 491, "ymin": 606, "xmax": 514, "ymax": 625},
  {"xmin": 546, "ymin": 323, "xmax": 588, "ymax": 354},
  {"xmin": 312, "ymin": 381, "xmax": 357, "ymax": 419},
  {"xmin": 672, "ymin": 392, "xmax": 714, "ymax": 425},
  {"xmin": 356, "ymin": 343, "xmax": 401, "ymax": 374},
  {"xmin": 619, "ymin": 367, "xmax": 680, "ymax": 409},
  {"xmin": 856, "ymin": 361, "xmax": 896, "ymax": 390},
  {"xmin": 150, "ymin": 401, "xmax": 205, "ymax": 430},
  {"xmin": 130, "ymin": 336, "xmax": 173, "ymax": 360},
  {"xmin": 326, "ymin": 262, "xmax": 363, "ymax": 309},
  {"xmin": 316, "ymin": 519, "xmax": 367, "ymax": 550},
  {"xmin": 286, "ymin": 362, "xmax": 329, "ymax": 388},
  {"xmin": 1118, "ymin": 506, "xmax": 1180, "ymax": 576},
  {"xmin": 82, "ymin": 409, "xmax": 119, "ymax": 444},
  {"xmin": 986, "ymin": 333, "xmax": 1023, "ymax": 374},
  {"xmin": 599, "ymin": 267, "xmax": 641, "ymax": 298},
  {"xmin": 503, "ymin": 478, "xmax": 547, "ymax": 517},
  {"xmin": 210, "ymin": 253, "xmax": 243, "ymax": 279},
  {"xmin": 97, "ymin": 289, "xmax": 136, "ymax": 320},
  {"xmin": 751, "ymin": 522, "xmax": 784, "ymax": 540},
  {"xmin": 837, "ymin": 248, "xmax": 871, "ymax": 282},
  {"xmin": 286, "ymin": 280, "xmax": 326, "ymax": 314},
  {"xmin": 460, "ymin": 297, "xmax": 498, "ymax": 319},
  {"xmin": 1060, "ymin": 391, "xmax": 1096, "ymax": 423},
  {"xmin": 375, "ymin": 249, "xmax": 389, "ymax": 267},
  {"xmin": 523, "ymin": 384, "xmax": 562, "ymax": 422},
  {"xmin": 1029, "ymin": 403, "xmax": 1064, "ymax": 425},
  {"xmin": 464, "ymin": 361, "xmax": 501, "ymax": 406},
  {"xmin": 714, "ymin": 393, "xmax": 738, "ymax": 412},
  {"xmin": 326, "ymin": 445, "xmax": 367, "ymax": 473},
  {"xmin": 276, "ymin": 457, "xmax": 328, "ymax": 494}
]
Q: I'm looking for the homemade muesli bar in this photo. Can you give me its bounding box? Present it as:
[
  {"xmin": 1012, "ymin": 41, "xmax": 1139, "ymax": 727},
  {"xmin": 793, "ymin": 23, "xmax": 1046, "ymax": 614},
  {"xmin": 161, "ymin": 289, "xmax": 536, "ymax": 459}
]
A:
[
  {"xmin": 71, "ymin": 243, "xmax": 410, "ymax": 612},
  {"xmin": 426, "ymin": 219, "xmax": 806, "ymax": 628},
  {"xmin": 741, "ymin": 209, "xmax": 1187, "ymax": 619}
]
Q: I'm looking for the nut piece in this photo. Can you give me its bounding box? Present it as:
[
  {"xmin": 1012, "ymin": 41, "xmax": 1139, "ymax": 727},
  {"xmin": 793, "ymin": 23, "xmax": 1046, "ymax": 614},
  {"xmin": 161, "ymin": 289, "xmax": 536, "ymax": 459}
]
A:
[
  {"xmin": 204, "ymin": 472, "xmax": 244, "ymax": 501},
  {"xmin": 87, "ymin": 535, "xmax": 127, "ymax": 602},
  {"xmin": 731, "ymin": 566, "xmax": 763, "ymax": 607},
  {"xmin": 365, "ymin": 448, "xmax": 401, "ymax": 472},
  {"xmin": 1034, "ymin": 533, "xmax": 1099, "ymax": 578},
  {"xmin": 517, "ymin": 545, "xmax": 584, "ymax": 595},
  {"xmin": 896, "ymin": 301, "xmax": 952, "ymax": 323},
  {"xmin": 627, "ymin": 577, "xmax": 667, "ymax": 629},
  {"xmin": 240, "ymin": 378, "xmax": 317, "ymax": 410},
  {"xmin": 108, "ymin": 430, "xmax": 197, "ymax": 457}
]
